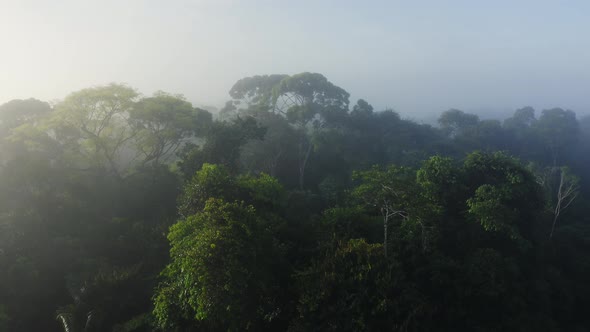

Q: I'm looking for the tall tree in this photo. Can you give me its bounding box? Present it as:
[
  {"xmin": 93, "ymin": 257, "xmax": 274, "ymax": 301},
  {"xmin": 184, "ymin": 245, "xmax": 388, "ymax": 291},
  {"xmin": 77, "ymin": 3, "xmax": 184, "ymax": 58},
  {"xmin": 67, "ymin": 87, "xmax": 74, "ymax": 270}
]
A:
[
  {"xmin": 275, "ymin": 73, "xmax": 349, "ymax": 189},
  {"xmin": 130, "ymin": 92, "xmax": 211, "ymax": 167},
  {"xmin": 177, "ymin": 116, "xmax": 266, "ymax": 178},
  {"xmin": 536, "ymin": 166, "xmax": 580, "ymax": 238},
  {"xmin": 229, "ymin": 74, "xmax": 288, "ymax": 110},
  {"xmin": 228, "ymin": 72, "xmax": 350, "ymax": 189},
  {"xmin": 534, "ymin": 108, "xmax": 579, "ymax": 166},
  {"xmin": 154, "ymin": 198, "xmax": 287, "ymax": 330},
  {"xmin": 50, "ymin": 83, "xmax": 139, "ymax": 177},
  {"xmin": 0, "ymin": 98, "xmax": 53, "ymax": 166},
  {"xmin": 438, "ymin": 109, "xmax": 479, "ymax": 138},
  {"xmin": 0, "ymin": 98, "xmax": 52, "ymax": 133},
  {"xmin": 352, "ymin": 165, "xmax": 416, "ymax": 257}
]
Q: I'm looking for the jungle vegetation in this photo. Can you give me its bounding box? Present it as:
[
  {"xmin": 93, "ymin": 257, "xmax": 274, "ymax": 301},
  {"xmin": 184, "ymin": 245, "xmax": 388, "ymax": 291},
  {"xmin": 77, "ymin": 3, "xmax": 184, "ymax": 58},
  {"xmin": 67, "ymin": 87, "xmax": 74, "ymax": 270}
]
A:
[{"xmin": 1, "ymin": 73, "xmax": 589, "ymax": 331}]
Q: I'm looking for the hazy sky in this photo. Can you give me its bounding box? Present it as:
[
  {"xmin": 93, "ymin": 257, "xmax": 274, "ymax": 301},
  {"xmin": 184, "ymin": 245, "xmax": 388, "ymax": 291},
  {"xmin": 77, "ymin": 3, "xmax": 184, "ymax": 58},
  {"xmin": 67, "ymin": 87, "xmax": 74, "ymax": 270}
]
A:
[{"xmin": 1, "ymin": 0, "xmax": 589, "ymax": 118}]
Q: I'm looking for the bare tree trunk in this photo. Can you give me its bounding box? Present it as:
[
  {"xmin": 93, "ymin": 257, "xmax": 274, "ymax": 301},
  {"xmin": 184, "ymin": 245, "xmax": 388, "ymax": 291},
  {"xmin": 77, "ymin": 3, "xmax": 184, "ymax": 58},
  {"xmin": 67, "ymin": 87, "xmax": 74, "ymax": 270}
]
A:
[
  {"xmin": 550, "ymin": 168, "xmax": 579, "ymax": 239},
  {"xmin": 550, "ymin": 170, "xmax": 564, "ymax": 239}
]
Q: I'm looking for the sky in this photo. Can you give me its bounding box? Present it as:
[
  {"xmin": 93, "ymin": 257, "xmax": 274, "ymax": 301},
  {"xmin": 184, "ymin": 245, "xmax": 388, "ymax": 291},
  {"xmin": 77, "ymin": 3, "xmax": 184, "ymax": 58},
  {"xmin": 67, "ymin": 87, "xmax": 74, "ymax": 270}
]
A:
[{"xmin": 1, "ymin": 0, "xmax": 589, "ymax": 119}]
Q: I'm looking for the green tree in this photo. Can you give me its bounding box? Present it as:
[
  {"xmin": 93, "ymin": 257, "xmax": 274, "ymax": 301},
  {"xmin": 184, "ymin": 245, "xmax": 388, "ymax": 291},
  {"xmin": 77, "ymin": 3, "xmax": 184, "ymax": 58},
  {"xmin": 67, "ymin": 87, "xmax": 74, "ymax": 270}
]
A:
[
  {"xmin": 536, "ymin": 166, "xmax": 580, "ymax": 238},
  {"xmin": 229, "ymin": 74, "xmax": 288, "ymax": 110},
  {"xmin": 177, "ymin": 116, "xmax": 265, "ymax": 178},
  {"xmin": 352, "ymin": 165, "xmax": 416, "ymax": 257},
  {"xmin": 463, "ymin": 152, "xmax": 544, "ymax": 244},
  {"xmin": 0, "ymin": 99, "xmax": 53, "ymax": 166},
  {"xmin": 177, "ymin": 163, "xmax": 237, "ymax": 217},
  {"xmin": 239, "ymin": 108, "xmax": 299, "ymax": 179},
  {"xmin": 228, "ymin": 72, "xmax": 350, "ymax": 189},
  {"xmin": 153, "ymin": 199, "xmax": 285, "ymax": 331},
  {"xmin": 504, "ymin": 106, "xmax": 536, "ymax": 131},
  {"xmin": 0, "ymin": 98, "xmax": 51, "ymax": 133},
  {"xmin": 50, "ymin": 83, "xmax": 139, "ymax": 177},
  {"xmin": 130, "ymin": 92, "xmax": 212, "ymax": 167},
  {"xmin": 438, "ymin": 109, "xmax": 479, "ymax": 138},
  {"xmin": 273, "ymin": 73, "xmax": 350, "ymax": 189},
  {"xmin": 534, "ymin": 108, "xmax": 579, "ymax": 166},
  {"xmin": 293, "ymin": 239, "xmax": 413, "ymax": 332}
]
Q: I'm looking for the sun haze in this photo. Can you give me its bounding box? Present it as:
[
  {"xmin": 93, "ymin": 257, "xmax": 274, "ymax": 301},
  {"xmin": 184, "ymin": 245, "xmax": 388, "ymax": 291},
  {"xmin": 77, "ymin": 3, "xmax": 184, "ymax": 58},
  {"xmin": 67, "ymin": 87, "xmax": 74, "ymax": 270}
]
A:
[{"xmin": 1, "ymin": 0, "xmax": 589, "ymax": 117}]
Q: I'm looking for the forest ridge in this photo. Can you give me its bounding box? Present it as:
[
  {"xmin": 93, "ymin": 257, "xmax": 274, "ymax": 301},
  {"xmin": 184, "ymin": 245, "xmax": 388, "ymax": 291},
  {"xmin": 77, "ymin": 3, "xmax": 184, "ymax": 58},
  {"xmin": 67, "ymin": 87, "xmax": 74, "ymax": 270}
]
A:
[{"xmin": 1, "ymin": 73, "xmax": 589, "ymax": 331}]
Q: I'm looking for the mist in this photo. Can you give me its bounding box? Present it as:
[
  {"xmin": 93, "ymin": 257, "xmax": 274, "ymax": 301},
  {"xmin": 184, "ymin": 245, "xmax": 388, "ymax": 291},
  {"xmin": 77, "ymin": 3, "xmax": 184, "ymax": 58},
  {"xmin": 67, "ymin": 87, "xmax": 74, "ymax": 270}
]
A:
[
  {"xmin": 2, "ymin": 0, "xmax": 590, "ymax": 118},
  {"xmin": 2, "ymin": 2, "xmax": 590, "ymax": 332}
]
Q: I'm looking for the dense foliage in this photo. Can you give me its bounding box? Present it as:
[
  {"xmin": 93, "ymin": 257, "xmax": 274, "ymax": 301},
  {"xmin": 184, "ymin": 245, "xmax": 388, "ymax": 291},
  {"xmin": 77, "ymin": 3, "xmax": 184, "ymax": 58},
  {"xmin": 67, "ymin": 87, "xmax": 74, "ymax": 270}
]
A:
[{"xmin": 1, "ymin": 74, "xmax": 589, "ymax": 331}]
